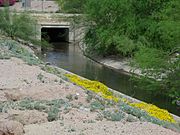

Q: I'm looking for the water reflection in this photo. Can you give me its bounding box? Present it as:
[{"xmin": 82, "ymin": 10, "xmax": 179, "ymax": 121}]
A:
[{"xmin": 39, "ymin": 42, "xmax": 179, "ymax": 116}]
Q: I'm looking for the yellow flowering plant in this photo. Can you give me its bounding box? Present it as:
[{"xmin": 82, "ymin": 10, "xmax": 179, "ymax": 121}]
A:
[
  {"xmin": 130, "ymin": 102, "xmax": 176, "ymax": 123},
  {"xmin": 65, "ymin": 74, "xmax": 119, "ymax": 102},
  {"xmin": 65, "ymin": 74, "xmax": 176, "ymax": 123}
]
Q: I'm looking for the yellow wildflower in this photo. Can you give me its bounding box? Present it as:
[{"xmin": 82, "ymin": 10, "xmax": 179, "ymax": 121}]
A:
[
  {"xmin": 65, "ymin": 74, "xmax": 175, "ymax": 123},
  {"xmin": 131, "ymin": 102, "xmax": 176, "ymax": 123},
  {"xmin": 65, "ymin": 74, "xmax": 119, "ymax": 102}
]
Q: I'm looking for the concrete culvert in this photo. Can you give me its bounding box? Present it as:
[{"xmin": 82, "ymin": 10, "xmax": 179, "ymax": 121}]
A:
[{"xmin": 41, "ymin": 27, "xmax": 69, "ymax": 43}]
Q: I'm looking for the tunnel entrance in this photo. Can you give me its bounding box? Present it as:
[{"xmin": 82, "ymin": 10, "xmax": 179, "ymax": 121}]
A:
[{"xmin": 41, "ymin": 27, "xmax": 69, "ymax": 43}]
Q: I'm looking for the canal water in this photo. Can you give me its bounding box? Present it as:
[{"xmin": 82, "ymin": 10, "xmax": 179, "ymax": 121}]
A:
[{"xmin": 39, "ymin": 42, "xmax": 179, "ymax": 116}]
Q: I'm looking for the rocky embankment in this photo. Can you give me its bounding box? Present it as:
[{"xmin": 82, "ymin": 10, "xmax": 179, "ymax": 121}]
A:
[{"xmin": 0, "ymin": 39, "xmax": 180, "ymax": 135}]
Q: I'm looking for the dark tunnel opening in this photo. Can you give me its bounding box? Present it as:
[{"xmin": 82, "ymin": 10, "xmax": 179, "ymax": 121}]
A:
[{"xmin": 41, "ymin": 27, "xmax": 69, "ymax": 43}]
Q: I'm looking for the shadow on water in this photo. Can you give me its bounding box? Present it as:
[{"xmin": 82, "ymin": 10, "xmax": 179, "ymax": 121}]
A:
[{"xmin": 39, "ymin": 42, "xmax": 179, "ymax": 116}]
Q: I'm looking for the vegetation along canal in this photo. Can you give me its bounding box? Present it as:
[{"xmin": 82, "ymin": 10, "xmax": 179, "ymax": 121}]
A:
[{"xmin": 39, "ymin": 42, "xmax": 179, "ymax": 116}]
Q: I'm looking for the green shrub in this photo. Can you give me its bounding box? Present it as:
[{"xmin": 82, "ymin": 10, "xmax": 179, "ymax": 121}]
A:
[
  {"xmin": 47, "ymin": 107, "xmax": 59, "ymax": 121},
  {"xmin": 103, "ymin": 110, "xmax": 125, "ymax": 121},
  {"xmin": 37, "ymin": 73, "xmax": 44, "ymax": 82},
  {"xmin": 90, "ymin": 100, "xmax": 105, "ymax": 111},
  {"xmin": 56, "ymin": 0, "xmax": 85, "ymax": 13},
  {"xmin": 0, "ymin": 98, "xmax": 68, "ymax": 122},
  {"xmin": 0, "ymin": 40, "xmax": 41, "ymax": 65},
  {"xmin": 118, "ymin": 101, "xmax": 180, "ymax": 131},
  {"xmin": 0, "ymin": 7, "xmax": 37, "ymax": 41}
]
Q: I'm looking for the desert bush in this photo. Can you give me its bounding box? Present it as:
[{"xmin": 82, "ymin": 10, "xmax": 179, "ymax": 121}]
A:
[
  {"xmin": 0, "ymin": 7, "xmax": 37, "ymax": 41},
  {"xmin": 103, "ymin": 110, "xmax": 125, "ymax": 121},
  {"xmin": 0, "ymin": 40, "xmax": 41, "ymax": 65},
  {"xmin": 90, "ymin": 100, "xmax": 105, "ymax": 111}
]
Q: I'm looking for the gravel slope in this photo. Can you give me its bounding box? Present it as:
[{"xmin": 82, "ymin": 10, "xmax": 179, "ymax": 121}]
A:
[{"xmin": 0, "ymin": 57, "xmax": 179, "ymax": 135}]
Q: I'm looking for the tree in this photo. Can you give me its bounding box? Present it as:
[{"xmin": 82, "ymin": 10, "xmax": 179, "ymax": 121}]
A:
[
  {"xmin": 57, "ymin": 0, "xmax": 180, "ymax": 103},
  {"xmin": 56, "ymin": 0, "xmax": 85, "ymax": 13},
  {"xmin": 0, "ymin": 7, "xmax": 37, "ymax": 41}
]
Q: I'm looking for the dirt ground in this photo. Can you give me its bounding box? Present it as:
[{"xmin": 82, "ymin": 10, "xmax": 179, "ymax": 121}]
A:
[
  {"xmin": 0, "ymin": 1, "xmax": 179, "ymax": 134},
  {"xmin": 0, "ymin": 57, "xmax": 179, "ymax": 135}
]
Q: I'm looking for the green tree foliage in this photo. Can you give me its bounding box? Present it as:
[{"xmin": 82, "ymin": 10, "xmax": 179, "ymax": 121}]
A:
[
  {"xmin": 84, "ymin": 0, "xmax": 180, "ymax": 55},
  {"xmin": 0, "ymin": 7, "xmax": 37, "ymax": 41},
  {"xmin": 56, "ymin": 0, "xmax": 85, "ymax": 13},
  {"xmin": 84, "ymin": 0, "xmax": 137, "ymax": 56},
  {"xmin": 131, "ymin": 1, "xmax": 180, "ymax": 103},
  {"xmin": 58, "ymin": 0, "xmax": 180, "ymax": 103}
]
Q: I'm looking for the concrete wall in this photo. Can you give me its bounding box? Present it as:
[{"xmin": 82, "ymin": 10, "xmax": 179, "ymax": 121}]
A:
[{"xmin": 36, "ymin": 23, "xmax": 84, "ymax": 44}]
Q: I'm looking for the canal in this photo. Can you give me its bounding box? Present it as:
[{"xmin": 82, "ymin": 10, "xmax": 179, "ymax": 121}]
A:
[{"xmin": 39, "ymin": 42, "xmax": 179, "ymax": 116}]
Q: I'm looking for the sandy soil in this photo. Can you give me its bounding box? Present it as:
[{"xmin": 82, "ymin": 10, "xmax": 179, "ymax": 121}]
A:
[
  {"xmin": 0, "ymin": 57, "xmax": 87, "ymax": 101},
  {"xmin": 0, "ymin": 1, "xmax": 179, "ymax": 134},
  {"xmin": 0, "ymin": 57, "xmax": 179, "ymax": 135},
  {"xmin": 24, "ymin": 120, "xmax": 179, "ymax": 135}
]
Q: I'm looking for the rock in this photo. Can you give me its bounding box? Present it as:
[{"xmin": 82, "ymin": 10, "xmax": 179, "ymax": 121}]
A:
[
  {"xmin": 0, "ymin": 91, "xmax": 8, "ymax": 102},
  {"xmin": 0, "ymin": 113, "xmax": 9, "ymax": 121},
  {"xmin": 126, "ymin": 114, "xmax": 139, "ymax": 122},
  {"xmin": 45, "ymin": 62, "xmax": 51, "ymax": 65},
  {"xmin": 17, "ymin": 38, "xmax": 24, "ymax": 44},
  {"xmin": 74, "ymin": 95, "xmax": 78, "ymax": 100},
  {"xmin": 0, "ymin": 120, "xmax": 24, "ymax": 135},
  {"xmin": 8, "ymin": 110, "xmax": 48, "ymax": 125},
  {"xmin": 4, "ymin": 91, "xmax": 21, "ymax": 101},
  {"xmin": 176, "ymin": 100, "xmax": 180, "ymax": 106},
  {"xmin": 28, "ymin": 43, "xmax": 34, "ymax": 47}
]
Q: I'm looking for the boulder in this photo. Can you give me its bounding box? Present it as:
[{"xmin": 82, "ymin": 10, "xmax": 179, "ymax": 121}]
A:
[
  {"xmin": 0, "ymin": 120, "xmax": 24, "ymax": 135},
  {"xmin": 8, "ymin": 110, "xmax": 48, "ymax": 125}
]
